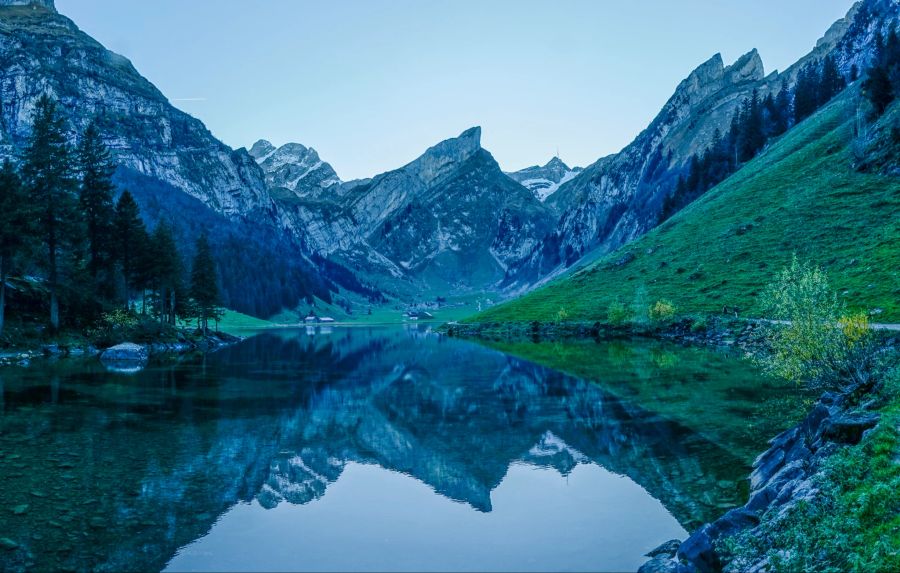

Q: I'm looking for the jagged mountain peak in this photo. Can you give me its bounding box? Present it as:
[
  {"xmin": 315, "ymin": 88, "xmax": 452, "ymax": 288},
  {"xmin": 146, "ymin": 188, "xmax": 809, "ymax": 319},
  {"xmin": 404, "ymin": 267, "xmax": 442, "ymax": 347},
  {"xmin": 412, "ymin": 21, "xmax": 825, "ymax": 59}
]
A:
[
  {"xmin": 506, "ymin": 156, "xmax": 583, "ymax": 202},
  {"xmin": 249, "ymin": 138, "xmax": 340, "ymax": 199},
  {"xmin": 249, "ymin": 139, "xmax": 276, "ymax": 159},
  {"xmin": 724, "ymin": 48, "xmax": 765, "ymax": 84},
  {"xmin": 407, "ymin": 126, "xmax": 483, "ymax": 185},
  {"xmin": 544, "ymin": 156, "xmax": 570, "ymax": 171},
  {"xmin": 0, "ymin": 0, "xmax": 55, "ymax": 11}
]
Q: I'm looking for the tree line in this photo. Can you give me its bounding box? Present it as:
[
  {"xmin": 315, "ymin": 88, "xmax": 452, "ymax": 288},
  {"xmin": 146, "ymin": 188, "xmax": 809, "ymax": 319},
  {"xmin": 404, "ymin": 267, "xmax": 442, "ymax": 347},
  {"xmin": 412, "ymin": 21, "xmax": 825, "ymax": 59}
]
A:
[
  {"xmin": 0, "ymin": 95, "xmax": 223, "ymax": 337},
  {"xmin": 862, "ymin": 26, "xmax": 900, "ymax": 118},
  {"xmin": 662, "ymin": 54, "xmax": 849, "ymax": 220}
]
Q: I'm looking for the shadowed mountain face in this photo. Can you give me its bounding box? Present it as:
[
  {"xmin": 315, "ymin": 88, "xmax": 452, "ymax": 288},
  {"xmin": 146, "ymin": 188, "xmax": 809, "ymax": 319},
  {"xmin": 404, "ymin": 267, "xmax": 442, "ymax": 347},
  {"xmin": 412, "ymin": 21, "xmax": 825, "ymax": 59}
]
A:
[{"xmin": 0, "ymin": 327, "xmax": 783, "ymax": 572}]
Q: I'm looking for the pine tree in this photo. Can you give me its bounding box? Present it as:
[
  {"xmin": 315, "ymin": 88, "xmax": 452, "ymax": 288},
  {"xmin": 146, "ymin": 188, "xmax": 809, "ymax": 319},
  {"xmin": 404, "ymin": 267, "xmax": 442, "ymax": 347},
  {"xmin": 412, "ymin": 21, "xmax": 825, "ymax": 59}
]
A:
[
  {"xmin": 148, "ymin": 221, "xmax": 182, "ymax": 324},
  {"xmin": 113, "ymin": 190, "xmax": 148, "ymax": 310},
  {"xmin": 818, "ymin": 55, "xmax": 846, "ymax": 105},
  {"xmin": 738, "ymin": 90, "xmax": 766, "ymax": 162},
  {"xmin": 863, "ymin": 64, "xmax": 894, "ymax": 117},
  {"xmin": 774, "ymin": 79, "xmax": 793, "ymax": 134},
  {"xmin": 20, "ymin": 95, "xmax": 79, "ymax": 332},
  {"xmin": 0, "ymin": 161, "xmax": 35, "ymax": 336},
  {"xmin": 793, "ymin": 63, "xmax": 820, "ymax": 124},
  {"xmin": 76, "ymin": 120, "xmax": 116, "ymax": 303},
  {"xmin": 189, "ymin": 232, "xmax": 222, "ymax": 335}
]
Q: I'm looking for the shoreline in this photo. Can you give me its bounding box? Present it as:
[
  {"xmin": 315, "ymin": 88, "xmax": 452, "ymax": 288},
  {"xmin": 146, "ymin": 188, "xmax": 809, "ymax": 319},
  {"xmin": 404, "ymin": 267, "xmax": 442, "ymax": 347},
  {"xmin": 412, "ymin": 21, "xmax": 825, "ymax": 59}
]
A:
[
  {"xmin": 0, "ymin": 329, "xmax": 242, "ymax": 369},
  {"xmin": 448, "ymin": 318, "xmax": 897, "ymax": 572}
]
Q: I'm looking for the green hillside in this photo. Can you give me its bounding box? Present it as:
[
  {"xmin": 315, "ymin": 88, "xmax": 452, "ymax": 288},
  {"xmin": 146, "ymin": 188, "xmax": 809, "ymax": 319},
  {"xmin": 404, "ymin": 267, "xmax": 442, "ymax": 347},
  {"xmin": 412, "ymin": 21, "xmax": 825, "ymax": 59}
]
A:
[{"xmin": 470, "ymin": 87, "xmax": 900, "ymax": 325}]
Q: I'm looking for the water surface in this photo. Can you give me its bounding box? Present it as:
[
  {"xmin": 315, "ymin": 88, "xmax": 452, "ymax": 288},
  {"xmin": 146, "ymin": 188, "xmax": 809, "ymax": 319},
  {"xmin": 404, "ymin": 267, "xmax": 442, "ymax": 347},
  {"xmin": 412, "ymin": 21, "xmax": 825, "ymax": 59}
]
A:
[{"xmin": 0, "ymin": 326, "xmax": 798, "ymax": 572}]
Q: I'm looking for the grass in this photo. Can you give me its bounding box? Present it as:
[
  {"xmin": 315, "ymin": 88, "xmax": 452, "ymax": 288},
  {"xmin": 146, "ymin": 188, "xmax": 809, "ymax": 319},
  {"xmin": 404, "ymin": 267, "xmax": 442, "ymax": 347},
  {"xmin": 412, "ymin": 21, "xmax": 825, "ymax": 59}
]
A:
[
  {"xmin": 214, "ymin": 310, "xmax": 276, "ymax": 336},
  {"xmin": 469, "ymin": 88, "xmax": 900, "ymax": 326}
]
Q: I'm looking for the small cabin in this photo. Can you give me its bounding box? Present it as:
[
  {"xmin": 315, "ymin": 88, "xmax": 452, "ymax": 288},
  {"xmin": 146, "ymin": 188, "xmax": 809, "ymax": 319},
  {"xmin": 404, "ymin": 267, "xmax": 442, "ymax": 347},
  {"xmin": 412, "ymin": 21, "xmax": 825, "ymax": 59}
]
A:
[
  {"xmin": 304, "ymin": 316, "xmax": 317, "ymax": 323},
  {"xmin": 319, "ymin": 317, "xmax": 335, "ymax": 323}
]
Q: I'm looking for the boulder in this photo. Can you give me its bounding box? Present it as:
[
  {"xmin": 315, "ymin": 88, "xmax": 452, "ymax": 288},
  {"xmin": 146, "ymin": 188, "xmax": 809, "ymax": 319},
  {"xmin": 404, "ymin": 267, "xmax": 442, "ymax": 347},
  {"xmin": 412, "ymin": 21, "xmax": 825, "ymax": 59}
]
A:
[
  {"xmin": 638, "ymin": 557, "xmax": 680, "ymax": 573},
  {"xmin": 100, "ymin": 343, "xmax": 148, "ymax": 363},
  {"xmin": 822, "ymin": 412, "xmax": 879, "ymax": 444},
  {"xmin": 646, "ymin": 539, "xmax": 683, "ymax": 559}
]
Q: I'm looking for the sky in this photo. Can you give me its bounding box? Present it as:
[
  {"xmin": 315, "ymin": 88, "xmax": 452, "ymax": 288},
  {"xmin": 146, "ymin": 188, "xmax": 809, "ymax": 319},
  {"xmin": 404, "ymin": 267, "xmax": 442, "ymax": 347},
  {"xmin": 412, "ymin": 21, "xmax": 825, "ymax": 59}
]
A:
[{"xmin": 57, "ymin": 0, "xmax": 855, "ymax": 180}]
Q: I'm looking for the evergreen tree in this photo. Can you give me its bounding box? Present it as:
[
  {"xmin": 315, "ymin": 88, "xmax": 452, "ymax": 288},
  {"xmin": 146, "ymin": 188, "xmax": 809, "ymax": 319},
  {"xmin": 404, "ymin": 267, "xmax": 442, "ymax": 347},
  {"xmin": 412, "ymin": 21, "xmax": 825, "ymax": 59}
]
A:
[
  {"xmin": 148, "ymin": 221, "xmax": 182, "ymax": 324},
  {"xmin": 863, "ymin": 64, "xmax": 894, "ymax": 117},
  {"xmin": 20, "ymin": 95, "xmax": 79, "ymax": 332},
  {"xmin": 113, "ymin": 190, "xmax": 148, "ymax": 310},
  {"xmin": 738, "ymin": 90, "xmax": 766, "ymax": 162},
  {"xmin": 0, "ymin": 161, "xmax": 35, "ymax": 336},
  {"xmin": 189, "ymin": 232, "xmax": 222, "ymax": 335},
  {"xmin": 76, "ymin": 120, "xmax": 116, "ymax": 303},
  {"xmin": 793, "ymin": 63, "xmax": 821, "ymax": 124},
  {"xmin": 774, "ymin": 79, "xmax": 793, "ymax": 134},
  {"xmin": 818, "ymin": 55, "xmax": 846, "ymax": 105}
]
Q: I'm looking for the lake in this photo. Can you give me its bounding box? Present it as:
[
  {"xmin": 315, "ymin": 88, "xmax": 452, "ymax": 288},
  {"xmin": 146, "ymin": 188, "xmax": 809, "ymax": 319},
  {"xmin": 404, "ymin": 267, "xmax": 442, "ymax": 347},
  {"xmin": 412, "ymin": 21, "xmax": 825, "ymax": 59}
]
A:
[{"xmin": 0, "ymin": 326, "xmax": 803, "ymax": 572}]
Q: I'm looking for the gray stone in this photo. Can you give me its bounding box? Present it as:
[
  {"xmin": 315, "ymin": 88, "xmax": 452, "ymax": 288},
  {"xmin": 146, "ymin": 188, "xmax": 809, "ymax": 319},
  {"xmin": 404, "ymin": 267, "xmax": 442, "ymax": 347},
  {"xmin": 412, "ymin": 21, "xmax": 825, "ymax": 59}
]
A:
[
  {"xmin": 822, "ymin": 412, "xmax": 879, "ymax": 444},
  {"xmin": 646, "ymin": 538, "xmax": 682, "ymax": 558},
  {"xmin": 100, "ymin": 342, "xmax": 148, "ymax": 363},
  {"xmin": 639, "ymin": 556, "xmax": 680, "ymax": 573}
]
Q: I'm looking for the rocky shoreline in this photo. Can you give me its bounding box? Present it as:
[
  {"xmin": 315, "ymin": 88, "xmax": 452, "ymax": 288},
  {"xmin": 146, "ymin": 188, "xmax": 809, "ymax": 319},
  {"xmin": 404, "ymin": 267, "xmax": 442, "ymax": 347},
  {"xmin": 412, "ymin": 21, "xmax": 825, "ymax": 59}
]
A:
[
  {"xmin": 0, "ymin": 330, "xmax": 242, "ymax": 369},
  {"xmin": 448, "ymin": 319, "xmax": 897, "ymax": 572},
  {"xmin": 639, "ymin": 383, "xmax": 880, "ymax": 573}
]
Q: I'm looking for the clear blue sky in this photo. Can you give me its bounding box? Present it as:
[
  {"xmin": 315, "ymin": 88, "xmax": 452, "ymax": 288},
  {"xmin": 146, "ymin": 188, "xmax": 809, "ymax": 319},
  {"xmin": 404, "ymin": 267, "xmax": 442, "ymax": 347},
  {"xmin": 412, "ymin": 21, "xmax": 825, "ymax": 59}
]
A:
[{"xmin": 57, "ymin": 0, "xmax": 854, "ymax": 180}]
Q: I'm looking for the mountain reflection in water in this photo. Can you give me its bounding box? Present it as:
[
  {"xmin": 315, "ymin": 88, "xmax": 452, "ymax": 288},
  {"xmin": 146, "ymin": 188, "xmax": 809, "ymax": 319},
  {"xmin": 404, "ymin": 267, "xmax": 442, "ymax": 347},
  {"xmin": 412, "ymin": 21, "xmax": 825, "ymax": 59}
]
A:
[{"xmin": 0, "ymin": 326, "xmax": 764, "ymax": 572}]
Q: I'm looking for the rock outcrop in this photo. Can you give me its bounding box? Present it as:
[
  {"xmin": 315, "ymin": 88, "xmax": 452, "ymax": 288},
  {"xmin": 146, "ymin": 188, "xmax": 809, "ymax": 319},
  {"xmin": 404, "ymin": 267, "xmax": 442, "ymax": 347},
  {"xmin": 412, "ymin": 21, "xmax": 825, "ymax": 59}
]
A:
[{"xmin": 639, "ymin": 386, "xmax": 881, "ymax": 573}]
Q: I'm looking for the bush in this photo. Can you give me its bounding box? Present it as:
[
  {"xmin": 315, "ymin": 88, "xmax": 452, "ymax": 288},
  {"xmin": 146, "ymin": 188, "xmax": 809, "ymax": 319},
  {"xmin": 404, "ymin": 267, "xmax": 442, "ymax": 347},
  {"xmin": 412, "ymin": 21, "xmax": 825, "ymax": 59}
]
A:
[
  {"xmin": 606, "ymin": 299, "xmax": 631, "ymax": 326},
  {"xmin": 649, "ymin": 299, "xmax": 677, "ymax": 323},
  {"xmin": 761, "ymin": 256, "xmax": 877, "ymax": 389},
  {"xmin": 555, "ymin": 307, "xmax": 570, "ymax": 323}
]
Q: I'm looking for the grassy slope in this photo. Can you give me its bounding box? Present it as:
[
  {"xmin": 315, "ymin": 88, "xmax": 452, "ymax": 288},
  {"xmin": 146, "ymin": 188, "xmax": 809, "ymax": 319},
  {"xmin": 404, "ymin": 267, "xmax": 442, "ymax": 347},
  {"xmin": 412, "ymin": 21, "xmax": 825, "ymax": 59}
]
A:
[
  {"xmin": 470, "ymin": 89, "xmax": 900, "ymax": 325},
  {"xmin": 213, "ymin": 310, "xmax": 275, "ymax": 335}
]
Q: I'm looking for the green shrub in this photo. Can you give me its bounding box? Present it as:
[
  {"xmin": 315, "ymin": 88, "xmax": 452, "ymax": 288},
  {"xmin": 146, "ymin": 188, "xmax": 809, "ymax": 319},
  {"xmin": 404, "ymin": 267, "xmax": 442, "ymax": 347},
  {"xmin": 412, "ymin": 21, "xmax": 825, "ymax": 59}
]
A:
[
  {"xmin": 649, "ymin": 299, "xmax": 677, "ymax": 323},
  {"xmin": 606, "ymin": 299, "xmax": 631, "ymax": 326},
  {"xmin": 761, "ymin": 255, "xmax": 877, "ymax": 389}
]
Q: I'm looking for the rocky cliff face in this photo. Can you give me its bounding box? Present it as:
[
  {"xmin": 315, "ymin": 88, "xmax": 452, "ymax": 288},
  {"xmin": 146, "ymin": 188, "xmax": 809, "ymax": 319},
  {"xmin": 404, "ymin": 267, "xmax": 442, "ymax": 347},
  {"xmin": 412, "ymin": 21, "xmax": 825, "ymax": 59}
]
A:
[
  {"xmin": 249, "ymin": 139, "xmax": 341, "ymax": 201},
  {"xmin": 0, "ymin": 0, "xmax": 54, "ymax": 9},
  {"xmin": 506, "ymin": 156, "xmax": 582, "ymax": 202},
  {"xmin": 0, "ymin": 6, "xmax": 273, "ymax": 217},
  {"xmin": 504, "ymin": 0, "xmax": 900, "ymax": 290},
  {"xmin": 273, "ymin": 127, "xmax": 556, "ymax": 295},
  {"xmin": 0, "ymin": 4, "xmax": 365, "ymax": 315}
]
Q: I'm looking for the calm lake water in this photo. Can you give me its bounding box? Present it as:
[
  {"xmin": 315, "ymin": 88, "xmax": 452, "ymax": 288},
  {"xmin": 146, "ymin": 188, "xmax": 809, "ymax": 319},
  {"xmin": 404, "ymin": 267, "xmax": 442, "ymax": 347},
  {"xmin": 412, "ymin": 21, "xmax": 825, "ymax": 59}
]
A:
[{"xmin": 0, "ymin": 326, "xmax": 799, "ymax": 572}]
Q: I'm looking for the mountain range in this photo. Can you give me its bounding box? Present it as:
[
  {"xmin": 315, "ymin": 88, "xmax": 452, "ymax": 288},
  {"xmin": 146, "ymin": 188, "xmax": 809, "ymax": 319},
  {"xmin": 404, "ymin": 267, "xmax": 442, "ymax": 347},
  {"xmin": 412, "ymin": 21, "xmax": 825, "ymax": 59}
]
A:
[{"xmin": 0, "ymin": 0, "xmax": 896, "ymax": 318}]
